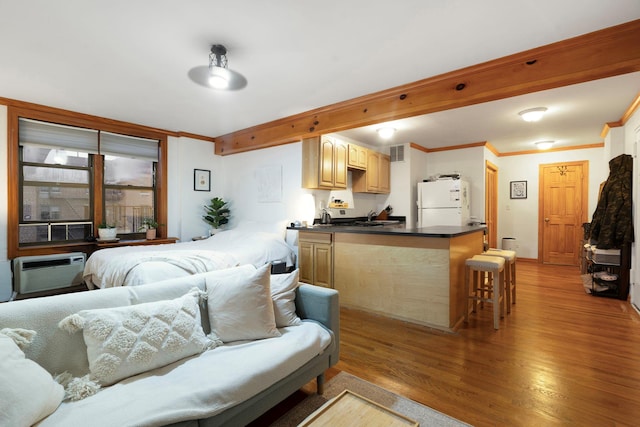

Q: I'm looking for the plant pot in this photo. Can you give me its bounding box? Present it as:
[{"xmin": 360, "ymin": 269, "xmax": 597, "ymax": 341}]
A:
[
  {"xmin": 98, "ymin": 228, "xmax": 117, "ymax": 240},
  {"xmin": 146, "ymin": 228, "xmax": 157, "ymax": 240}
]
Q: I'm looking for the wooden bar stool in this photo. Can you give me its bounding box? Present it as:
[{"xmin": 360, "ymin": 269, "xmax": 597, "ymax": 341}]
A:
[
  {"xmin": 464, "ymin": 254, "xmax": 505, "ymax": 330},
  {"xmin": 486, "ymin": 248, "xmax": 516, "ymax": 312}
]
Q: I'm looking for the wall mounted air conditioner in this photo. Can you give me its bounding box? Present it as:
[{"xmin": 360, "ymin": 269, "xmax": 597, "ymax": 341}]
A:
[{"xmin": 12, "ymin": 252, "xmax": 86, "ymax": 294}]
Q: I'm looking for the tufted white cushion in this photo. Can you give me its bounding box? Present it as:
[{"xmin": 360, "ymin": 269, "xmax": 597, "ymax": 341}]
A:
[
  {"xmin": 271, "ymin": 270, "xmax": 302, "ymax": 327},
  {"xmin": 59, "ymin": 288, "xmax": 212, "ymax": 386},
  {"xmin": 206, "ymin": 263, "xmax": 281, "ymax": 342},
  {"xmin": 0, "ymin": 330, "xmax": 64, "ymax": 426}
]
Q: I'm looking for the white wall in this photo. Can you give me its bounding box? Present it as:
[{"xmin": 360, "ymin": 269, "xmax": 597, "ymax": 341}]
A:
[
  {"xmin": 497, "ymin": 147, "xmax": 608, "ymax": 259},
  {"xmin": 168, "ymin": 136, "xmax": 223, "ymax": 241},
  {"xmin": 425, "ymin": 146, "xmax": 487, "ymax": 221}
]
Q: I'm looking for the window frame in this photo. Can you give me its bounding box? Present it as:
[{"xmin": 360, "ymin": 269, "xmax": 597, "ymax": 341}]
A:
[{"xmin": 8, "ymin": 105, "xmax": 168, "ymax": 259}]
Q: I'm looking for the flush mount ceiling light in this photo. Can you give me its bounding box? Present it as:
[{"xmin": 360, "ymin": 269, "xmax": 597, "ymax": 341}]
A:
[
  {"xmin": 188, "ymin": 44, "xmax": 247, "ymax": 91},
  {"xmin": 518, "ymin": 107, "xmax": 548, "ymax": 122},
  {"xmin": 376, "ymin": 127, "xmax": 396, "ymax": 139},
  {"xmin": 535, "ymin": 140, "xmax": 555, "ymax": 150}
]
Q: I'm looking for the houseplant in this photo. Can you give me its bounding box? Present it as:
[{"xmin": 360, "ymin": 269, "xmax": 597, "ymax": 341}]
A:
[
  {"xmin": 97, "ymin": 223, "xmax": 117, "ymax": 240},
  {"xmin": 140, "ymin": 218, "xmax": 160, "ymax": 240},
  {"xmin": 203, "ymin": 197, "xmax": 230, "ymax": 234}
]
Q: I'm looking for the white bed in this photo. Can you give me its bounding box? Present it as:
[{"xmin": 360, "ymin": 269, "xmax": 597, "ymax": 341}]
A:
[{"xmin": 84, "ymin": 226, "xmax": 297, "ymax": 289}]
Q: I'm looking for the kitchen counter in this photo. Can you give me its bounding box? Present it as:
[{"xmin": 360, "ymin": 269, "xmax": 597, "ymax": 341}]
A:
[
  {"xmin": 292, "ymin": 224, "xmax": 486, "ymax": 331},
  {"xmin": 288, "ymin": 224, "xmax": 486, "ymax": 238}
]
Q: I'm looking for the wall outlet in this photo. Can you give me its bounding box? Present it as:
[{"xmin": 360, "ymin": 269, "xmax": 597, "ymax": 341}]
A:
[{"xmin": 340, "ymin": 210, "xmax": 346, "ymax": 215}]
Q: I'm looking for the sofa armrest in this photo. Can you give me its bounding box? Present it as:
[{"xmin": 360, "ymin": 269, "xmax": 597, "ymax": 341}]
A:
[{"xmin": 295, "ymin": 284, "xmax": 339, "ymax": 364}]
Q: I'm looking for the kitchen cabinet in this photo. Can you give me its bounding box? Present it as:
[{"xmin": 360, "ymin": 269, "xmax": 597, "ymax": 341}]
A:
[
  {"xmin": 298, "ymin": 231, "xmax": 333, "ymax": 288},
  {"xmin": 352, "ymin": 151, "xmax": 390, "ymax": 194},
  {"xmin": 302, "ymin": 135, "xmax": 347, "ymax": 190},
  {"xmin": 347, "ymin": 143, "xmax": 367, "ymax": 170}
]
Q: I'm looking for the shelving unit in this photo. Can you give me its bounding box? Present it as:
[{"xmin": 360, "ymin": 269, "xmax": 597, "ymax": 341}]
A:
[{"xmin": 586, "ymin": 242, "xmax": 630, "ymax": 300}]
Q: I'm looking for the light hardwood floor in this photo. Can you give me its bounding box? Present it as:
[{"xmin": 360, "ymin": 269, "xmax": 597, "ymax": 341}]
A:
[{"xmin": 335, "ymin": 260, "xmax": 640, "ymax": 426}]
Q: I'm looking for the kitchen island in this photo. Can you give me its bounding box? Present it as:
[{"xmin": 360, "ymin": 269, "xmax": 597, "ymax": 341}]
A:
[{"xmin": 289, "ymin": 224, "xmax": 486, "ymax": 332}]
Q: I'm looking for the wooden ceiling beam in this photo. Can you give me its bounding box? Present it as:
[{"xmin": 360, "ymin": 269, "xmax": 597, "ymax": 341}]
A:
[{"xmin": 215, "ymin": 19, "xmax": 640, "ymax": 155}]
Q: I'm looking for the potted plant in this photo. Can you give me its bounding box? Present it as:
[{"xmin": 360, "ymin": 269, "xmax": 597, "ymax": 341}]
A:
[
  {"xmin": 140, "ymin": 218, "xmax": 160, "ymax": 240},
  {"xmin": 203, "ymin": 197, "xmax": 230, "ymax": 234},
  {"xmin": 97, "ymin": 223, "xmax": 117, "ymax": 241}
]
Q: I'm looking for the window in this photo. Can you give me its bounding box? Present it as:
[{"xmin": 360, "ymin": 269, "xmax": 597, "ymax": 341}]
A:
[{"xmin": 10, "ymin": 110, "xmax": 167, "ymax": 256}]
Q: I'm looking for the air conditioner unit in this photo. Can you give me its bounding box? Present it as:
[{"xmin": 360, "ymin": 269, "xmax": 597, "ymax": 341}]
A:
[{"xmin": 12, "ymin": 252, "xmax": 86, "ymax": 294}]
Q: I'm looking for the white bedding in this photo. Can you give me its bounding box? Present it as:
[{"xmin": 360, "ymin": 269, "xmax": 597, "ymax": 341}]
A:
[
  {"xmin": 37, "ymin": 321, "xmax": 331, "ymax": 427},
  {"xmin": 84, "ymin": 230, "xmax": 296, "ymax": 289}
]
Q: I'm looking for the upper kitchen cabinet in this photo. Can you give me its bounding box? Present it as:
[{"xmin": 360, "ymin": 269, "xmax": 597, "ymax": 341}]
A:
[
  {"xmin": 347, "ymin": 143, "xmax": 367, "ymax": 170},
  {"xmin": 302, "ymin": 135, "xmax": 347, "ymax": 190},
  {"xmin": 352, "ymin": 150, "xmax": 390, "ymax": 194}
]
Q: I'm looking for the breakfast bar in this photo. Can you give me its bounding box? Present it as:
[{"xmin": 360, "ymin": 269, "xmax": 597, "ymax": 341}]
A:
[{"xmin": 291, "ymin": 224, "xmax": 486, "ymax": 332}]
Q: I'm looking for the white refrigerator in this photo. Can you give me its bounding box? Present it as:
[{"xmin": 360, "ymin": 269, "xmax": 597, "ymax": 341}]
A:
[{"xmin": 417, "ymin": 180, "xmax": 470, "ymax": 227}]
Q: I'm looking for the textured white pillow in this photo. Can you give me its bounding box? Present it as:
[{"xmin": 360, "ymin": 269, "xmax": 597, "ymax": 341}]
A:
[
  {"xmin": 271, "ymin": 270, "xmax": 302, "ymax": 327},
  {"xmin": 0, "ymin": 330, "xmax": 64, "ymax": 426},
  {"xmin": 59, "ymin": 288, "xmax": 212, "ymax": 386},
  {"xmin": 206, "ymin": 263, "xmax": 281, "ymax": 342}
]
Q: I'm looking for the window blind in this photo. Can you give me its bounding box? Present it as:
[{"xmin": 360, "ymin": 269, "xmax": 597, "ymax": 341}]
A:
[
  {"xmin": 19, "ymin": 118, "xmax": 99, "ymax": 153},
  {"xmin": 100, "ymin": 131, "xmax": 159, "ymax": 161}
]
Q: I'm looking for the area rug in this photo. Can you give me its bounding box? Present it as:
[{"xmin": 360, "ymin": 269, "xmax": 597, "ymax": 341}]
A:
[{"xmin": 270, "ymin": 372, "xmax": 470, "ymax": 426}]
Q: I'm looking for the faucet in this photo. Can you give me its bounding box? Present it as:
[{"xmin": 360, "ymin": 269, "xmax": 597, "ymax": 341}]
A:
[{"xmin": 367, "ymin": 210, "xmax": 377, "ymax": 221}]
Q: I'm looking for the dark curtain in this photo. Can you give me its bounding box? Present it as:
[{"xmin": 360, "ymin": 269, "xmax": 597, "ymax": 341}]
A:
[{"xmin": 589, "ymin": 154, "xmax": 634, "ymax": 249}]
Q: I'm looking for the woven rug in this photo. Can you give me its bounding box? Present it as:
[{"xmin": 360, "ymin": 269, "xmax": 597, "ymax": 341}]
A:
[{"xmin": 270, "ymin": 372, "xmax": 470, "ymax": 426}]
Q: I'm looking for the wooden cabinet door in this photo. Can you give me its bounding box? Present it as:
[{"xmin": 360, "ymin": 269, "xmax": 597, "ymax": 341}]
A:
[
  {"xmin": 348, "ymin": 144, "xmax": 367, "ymax": 170},
  {"xmin": 313, "ymin": 243, "xmax": 333, "ymax": 288},
  {"xmin": 378, "ymin": 154, "xmax": 390, "ymax": 193},
  {"xmin": 319, "ymin": 136, "xmax": 335, "ymax": 188},
  {"xmin": 298, "ymin": 241, "xmax": 314, "ymax": 283},
  {"xmin": 366, "ymin": 151, "xmax": 380, "ymax": 192},
  {"xmin": 333, "ymin": 140, "xmax": 347, "ymax": 189}
]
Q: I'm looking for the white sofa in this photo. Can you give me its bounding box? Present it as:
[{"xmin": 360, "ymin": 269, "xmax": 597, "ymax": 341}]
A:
[{"xmin": 0, "ymin": 265, "xmax": 339, "ymax": 427}]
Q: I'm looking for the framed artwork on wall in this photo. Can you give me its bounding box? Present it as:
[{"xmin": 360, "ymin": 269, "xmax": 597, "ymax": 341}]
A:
[
  {"xmin": 510, "ymin": 180, "xmax": 527, "ymax": 199},
  {"xmin": 194, "ymin": 169, "xmax": 211, "ymax": 191}
]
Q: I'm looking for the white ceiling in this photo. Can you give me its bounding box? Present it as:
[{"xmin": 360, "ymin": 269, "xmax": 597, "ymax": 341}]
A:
[{"xmin": 0, "ymin": 1, "xmax": 639, "ymax": 153}]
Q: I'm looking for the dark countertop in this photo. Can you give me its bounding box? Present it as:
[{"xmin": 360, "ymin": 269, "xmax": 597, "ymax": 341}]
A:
[{"xmin": 287, "ymin": 224, "xmax": 486, "ymax": 238}]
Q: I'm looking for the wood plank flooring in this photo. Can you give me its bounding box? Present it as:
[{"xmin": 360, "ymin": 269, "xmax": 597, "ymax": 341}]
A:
[{"xmin": 335, "ymin": 261, "xmax": 640, "ymax": 426}]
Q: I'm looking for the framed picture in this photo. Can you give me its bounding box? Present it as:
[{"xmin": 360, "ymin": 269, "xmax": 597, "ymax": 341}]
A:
[
  {"xmin": 194, "ymin": 169, "xmax": 211, "ymax": 192},
  {"xmin": 510, "ymin": 181, "xmax": 527, "ymax": 199}
]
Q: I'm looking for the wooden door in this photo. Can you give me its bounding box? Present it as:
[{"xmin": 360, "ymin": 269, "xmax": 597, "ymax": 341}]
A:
[
  {"xmin": 378, "ymin": 154, "xmax": 391, "ymax": 193},
  {"xmin": 539, "ymin": 161, "xmax": 588, "ymax": 265},
  {"xmin": 367, "ymin": 151, "xmax": 379, "ymax": 192},
  {"xmin": 333, "ymin": 140, "xmax": 348, "ymax": 189},
  {"xmin": 298, "ymin": 241, "xmax": 314, "ymax": 283},
  {"xmin": 485, "ymin": 161, "xmax": 498, "ymax": 248},
  {"xmin": 313, "ymin": 243, "xmax": 333, "ymax": 288},
  {"xmin": 319, "ymin": 136, "xmax": 335, "ymax": 188}
]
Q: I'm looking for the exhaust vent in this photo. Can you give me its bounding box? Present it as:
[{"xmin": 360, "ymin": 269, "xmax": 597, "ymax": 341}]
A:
[{"xmin": 390, "ymin": 145, "xmax": 405, "ymax": 162}]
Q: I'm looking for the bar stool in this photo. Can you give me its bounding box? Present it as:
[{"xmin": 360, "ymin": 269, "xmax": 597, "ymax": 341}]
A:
[
  {"xmin": 464, "ymin": 254, "xmax": 505, "ymax": 330},
  {"xmin": 485, "ymin": 248, "xmax": 516, "ymax": 312}
]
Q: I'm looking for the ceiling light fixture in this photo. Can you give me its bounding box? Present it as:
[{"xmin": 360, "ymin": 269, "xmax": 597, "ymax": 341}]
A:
[
  {"xmin": 535, "ymin": 140, "xmax": 555, "ymax": 150},
  {"xmin": 518, "ymin": 107, "xmax": 548, "ymax": 122},
  {"xmin": 188, "ymin": 44, "xmax": 247, "ymax": 91},
  {"xmin": 377, "ymin": 127, "xmax": 396, "ymax": 139}
]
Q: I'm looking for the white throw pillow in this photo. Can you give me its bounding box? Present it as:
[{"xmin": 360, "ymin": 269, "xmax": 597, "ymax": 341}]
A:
[
  {"xmin": 206, "ymin": 263, "xmax": 281, "ymax": 342},
  {"xmin": 0, "ymin": 330, "xmax": 64, "ymax": 426},
  {"xmin": 271, "ymin": 270, "xmax": 302, "ymax": 327},
  {"xmin": 58, "ymin": 288, "xmax": 212, "ymax": 386}
]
